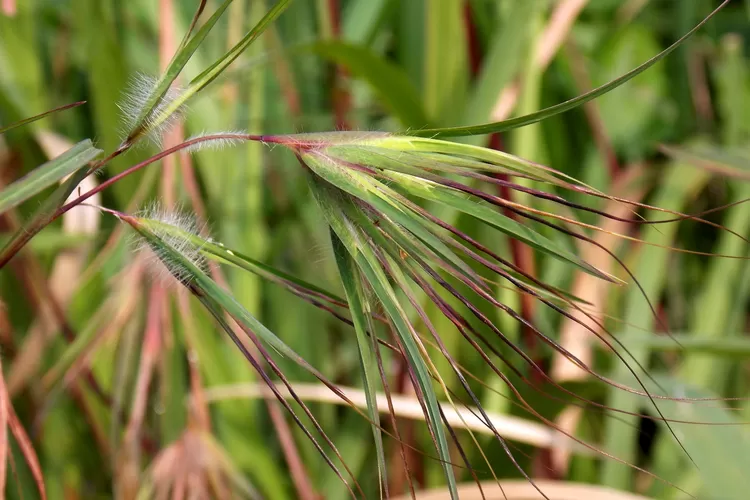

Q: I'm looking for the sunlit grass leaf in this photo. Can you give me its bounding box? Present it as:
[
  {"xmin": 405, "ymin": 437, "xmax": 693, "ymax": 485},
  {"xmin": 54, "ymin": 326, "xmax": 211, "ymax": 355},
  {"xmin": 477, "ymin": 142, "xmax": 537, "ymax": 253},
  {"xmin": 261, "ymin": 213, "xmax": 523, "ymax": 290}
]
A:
[
  {"xmin": 660, "ymin": 143, "xmax": 750, "ymax": 181},
  {"xmin": 408, "ymin": 0, "xmax": 729, "ymax": 137},
  {"xmin": 0, "ymin": 100, "xmax": 85, "ymax": 135},
  {"xmin": 630, "ymin": 333, "xmax": 750, "ymax": 357},
  {"xmin": 0, "ymin": 139, "xmax": 102, "ymax": 214}
]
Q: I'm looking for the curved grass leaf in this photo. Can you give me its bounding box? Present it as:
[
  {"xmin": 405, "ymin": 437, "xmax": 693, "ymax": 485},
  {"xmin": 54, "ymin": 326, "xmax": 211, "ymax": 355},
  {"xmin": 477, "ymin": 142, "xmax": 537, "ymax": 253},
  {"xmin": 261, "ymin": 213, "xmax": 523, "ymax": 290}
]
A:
[
  {"xmin": 406, "ymin": 0, "xmax": 729, "ymax": 137},
  {"xmin": 309, "ymin": 41, "xmax": 429, "ymax": 128},
  {"xmin": 0, "ymin": 101, "xmax": 85, "ymax": 135},
  {"xmin": 660, "ymin": 144, "xmax": 750, "ymax": 181},
  {"xmin": 0, "ymin": 140, "xmax": 102, "ymax": 214},
  {"xmin": 630, "ymin": 334, "xmax": 750, "ymax": 357}
]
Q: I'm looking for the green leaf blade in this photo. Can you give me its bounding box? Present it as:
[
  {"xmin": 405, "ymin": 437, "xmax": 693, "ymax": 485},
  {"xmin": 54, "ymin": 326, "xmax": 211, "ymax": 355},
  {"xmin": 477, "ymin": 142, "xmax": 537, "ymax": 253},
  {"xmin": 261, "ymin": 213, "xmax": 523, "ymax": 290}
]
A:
[{"xmin": 0, "ymin": 140, "xmax": 102, "ymax": 214}]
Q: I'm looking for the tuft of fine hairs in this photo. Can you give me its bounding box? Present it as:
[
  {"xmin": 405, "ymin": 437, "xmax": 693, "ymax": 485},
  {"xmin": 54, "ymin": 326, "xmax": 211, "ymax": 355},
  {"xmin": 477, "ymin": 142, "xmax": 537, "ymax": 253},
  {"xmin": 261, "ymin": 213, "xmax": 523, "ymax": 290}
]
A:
[
  {"xmin": 131, "ymin": 202, "xmax": 210, "ymax": 287},
  {"xmin": 117, "ymin": 73, "xmax": 188, "ymax": 148},
  {"xmin": 182, "ymin": 130, "xmax": 249, "ymax": 154}
]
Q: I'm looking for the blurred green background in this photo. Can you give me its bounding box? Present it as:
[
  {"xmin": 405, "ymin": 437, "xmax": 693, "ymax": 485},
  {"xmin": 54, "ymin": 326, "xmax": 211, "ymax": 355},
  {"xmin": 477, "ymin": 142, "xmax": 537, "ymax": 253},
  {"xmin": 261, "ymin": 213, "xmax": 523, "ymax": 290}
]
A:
[{"xmin": 2, "ymin": 0, "xmax": 750, "ymax": 498}]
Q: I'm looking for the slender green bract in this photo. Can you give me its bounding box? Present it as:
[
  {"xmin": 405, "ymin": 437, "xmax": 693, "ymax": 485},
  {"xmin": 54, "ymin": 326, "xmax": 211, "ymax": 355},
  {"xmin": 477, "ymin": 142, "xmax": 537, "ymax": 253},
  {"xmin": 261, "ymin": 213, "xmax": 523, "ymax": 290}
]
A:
[
  {"xmin": 0, "ymin": 168, "xmax": 91, "ymax": 267},
  {"xmin": 136, "ymin": 216, "xmax": 346, "ymax": 303}
]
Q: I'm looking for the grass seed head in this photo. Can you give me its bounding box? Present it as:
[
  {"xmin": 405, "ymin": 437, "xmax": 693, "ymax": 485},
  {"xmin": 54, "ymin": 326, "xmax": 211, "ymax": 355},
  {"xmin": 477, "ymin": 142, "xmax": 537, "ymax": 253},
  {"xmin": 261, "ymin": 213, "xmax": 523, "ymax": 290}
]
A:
[
  {"xmin": 118, "ymin": 73, "xmax": 189, "ymax": 148},
  {"xmin": 130, "ymin": 202, "xmax": 209, "ymax": 286}
]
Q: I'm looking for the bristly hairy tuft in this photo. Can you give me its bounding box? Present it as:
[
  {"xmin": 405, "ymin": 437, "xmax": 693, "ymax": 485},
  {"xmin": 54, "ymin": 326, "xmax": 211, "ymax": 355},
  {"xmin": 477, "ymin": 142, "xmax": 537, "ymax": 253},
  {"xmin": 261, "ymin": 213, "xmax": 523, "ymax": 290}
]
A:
[
  {"xmin": 131, "ymin": 202, "xmax": 209, "ymax": 285},
  {"xmin": 117, "ymin": 73, "xmax": 188, "ymax": 148}
]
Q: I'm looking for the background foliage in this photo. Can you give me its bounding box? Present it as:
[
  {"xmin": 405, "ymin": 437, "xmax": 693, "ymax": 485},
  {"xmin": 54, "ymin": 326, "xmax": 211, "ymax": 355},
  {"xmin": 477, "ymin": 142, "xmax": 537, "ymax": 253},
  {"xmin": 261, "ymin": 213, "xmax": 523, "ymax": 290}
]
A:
[{"xmin": 1, "ymin": 0, "xmax": 750, "ymax": 498}]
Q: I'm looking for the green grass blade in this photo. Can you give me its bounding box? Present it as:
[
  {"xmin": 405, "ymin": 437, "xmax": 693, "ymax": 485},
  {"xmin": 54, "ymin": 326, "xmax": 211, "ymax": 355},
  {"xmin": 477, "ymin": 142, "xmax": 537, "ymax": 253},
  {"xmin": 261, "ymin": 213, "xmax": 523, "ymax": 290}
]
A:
[
  {"xmin": 407, "ymin": 1, "xmax": 729, "ymax": 138},
  {"xmin": 461, "ymin": 0, "xmax": 537, "ymax": 127},
  {"xmin": 0, "ymin": 140, "xmax": 102, "ymax": 214},
  {"xmin": 629, "ymin": 334, "xmax": 750, "ymax": 357},
  {"xmin": 679, "ymin": 36, "xmax": 750, "ymax": 392},
  {"xmin": 601, "ymin": 162, "xmax": 711, "ymax": 489},
  {"xmin": 424, "ymin": 0, "xmax": 467, "ymax": 125},
  {"xmin": 341, "ymin": 0, "xmax": 389, "ymax": 45},
  {"xmin": 0, "ymin": 169, "xmax": 90, "ymax": 267},
  {"xmin": 309, "ymin": 41, "xmax": 429, "ymax": 128},
  {"xmin": 0, "ymin": 101, "xmax": 85, "ymax": 135}
]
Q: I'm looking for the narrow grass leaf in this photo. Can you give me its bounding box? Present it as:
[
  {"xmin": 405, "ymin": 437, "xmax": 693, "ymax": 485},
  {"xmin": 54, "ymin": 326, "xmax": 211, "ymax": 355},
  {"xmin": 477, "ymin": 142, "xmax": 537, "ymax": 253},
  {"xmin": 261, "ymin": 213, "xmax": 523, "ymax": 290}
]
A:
[
  {"xmin": 0, "ymin": 140, "xmax": 102, "ymax": 214},
  {"xmin": 0, "ymin": 101, "xmax": 85, "ymax": 135},
  {"xmin": 0, "ymin": 169, "xmax": 89, "ymax": 268},
  {"xmin": 408, "ymin": 1, "xmax": 729, "ymax": 137}
]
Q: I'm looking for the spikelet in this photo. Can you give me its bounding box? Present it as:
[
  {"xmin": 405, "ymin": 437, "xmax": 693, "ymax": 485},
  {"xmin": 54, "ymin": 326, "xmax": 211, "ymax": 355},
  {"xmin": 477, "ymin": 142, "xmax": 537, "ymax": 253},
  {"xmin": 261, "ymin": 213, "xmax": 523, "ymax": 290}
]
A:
[
  {"xmin": 130, "ymin": 202, "xmax": 209, "ymax": 286},
  {"xmin": 117, "ymin": 73, "xmax": 188, "ymax": 148}
]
